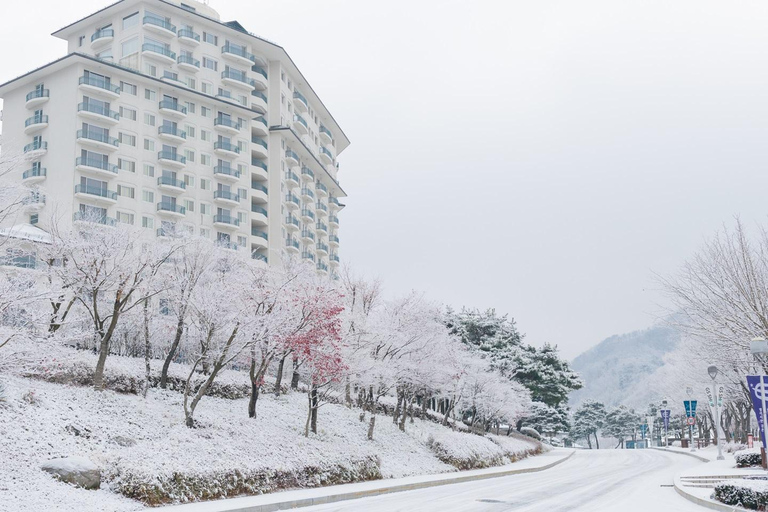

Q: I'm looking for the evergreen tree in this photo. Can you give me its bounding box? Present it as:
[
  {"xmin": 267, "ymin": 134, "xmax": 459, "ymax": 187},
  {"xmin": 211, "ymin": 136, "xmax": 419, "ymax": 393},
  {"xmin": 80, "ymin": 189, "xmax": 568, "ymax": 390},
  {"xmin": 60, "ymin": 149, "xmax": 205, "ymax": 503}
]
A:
[
  {"xmin": 602, "ymin": 405, "xmax": 641, "ymax": 448},
  {"xmin": 513, "ymin": 343, "xmax": 583, "ymax": 409},
  {"xmin": 572, "ymin": 399, "xmax": 607, "ymax": 449}
]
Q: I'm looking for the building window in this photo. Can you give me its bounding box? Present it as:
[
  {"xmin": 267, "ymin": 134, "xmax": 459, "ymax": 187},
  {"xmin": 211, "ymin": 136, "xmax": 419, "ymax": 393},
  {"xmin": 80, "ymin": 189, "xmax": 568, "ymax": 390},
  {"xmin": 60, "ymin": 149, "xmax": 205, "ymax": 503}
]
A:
[
  {"xmin": 119, "ymin": 106, "xmax": 137, "ymax": 121},
  {"xmin": 237, "ymin": 235, "xmax": 247, "ymax": 247},
  {"xmin": 117, "ymin": 184, "xmax": 135, "ymax": 199},
  {"xmin": 201, "ymin": 106, "xmax": 210, "ymax": 118},
  {"xmin": 144, "ymin": 138, "xmax": 155, "ymax": 151},
  {"xmin": 123, "ymin": 12, "xmax": 139, "ymax": 29},
  {"xmin": 184, "ymin": 175, "xmax": 195, "ymax": 188},
  {"xmin": 200, "ymin": 154, "xmax": 211, "ymax": 166},
  {"xmin": 200, "ymin": 129, "xmax": 211, "ymax": 142},
  {"xmin": 30, "ymin": 214, "xmax": 38, "ymax": 225},
  {"xmin": 281, "ymin": 71, "xmax": 285, "ymax": 82},
  {"xmin": 200, "ymin": 228, "xmax": 210, "ymax": 238},
  {"xmin": 122, "ymin": 37, "xmax": 139, "ymax": 57},
  {"xmin": 79, "ymin": 35, "xmax": 85, "ymax": 47},
  {"xmin": 119, "ymin": 133, "xmax": 136, "ymax": 146},
  {"xmin": 202, "ymin": 82, "xmax": 213, "ymax": 94},
  {"xmin": 144, "ymin": 63, "xmax": 157, "ymax": 77},
  {"xmin": 145, "ymin": 88, "xmax": 156, "ymax": 101},
  {"xmin": 187, "ymin": 77, "xmax": 196, "ymax": 90},
  {"xmin": 144, "ymin": 113, "xmax": 155, "ymax": 126},
  {"xmin": 118, "ymin": 158, "xmax": 136, "ymax": 173},
  {"xmin": 200, "ymin": 203, "xmax": 211, "ymax": 215},
  {"xmin": 120, "ymin": 81, "xmax": 137, "ymax": 95},
  {"xmin": 142, "ymin": 190, "xmax": 154, "ymax": 203},
  {"xmin": 185, "ymin": 125, "xmax": 195, "ymax": 138},
  {"xmin": 203, "ymin": 32, "xmax": 218, "ymax": 45},
  {"xmin": 183, "ymin": 199, "xmax": 195, "ymax": 212},
  {"xmin": 183, "ymin": 149, "xmax": 195, "ymax": 163},
  {"xmin": 143, "ymin": 164, "xmax": 155, "ymax": 177},
  {"xmin": 202, "ymin": 57, "xmax": 217, "ymax": 71},
  {"xmin": 117, "ymin": 211, "xmax": 135, "ymax": 225},
  {"xmin": 200, "ymin": 178, "xmax": 210, "ymax": 190}
]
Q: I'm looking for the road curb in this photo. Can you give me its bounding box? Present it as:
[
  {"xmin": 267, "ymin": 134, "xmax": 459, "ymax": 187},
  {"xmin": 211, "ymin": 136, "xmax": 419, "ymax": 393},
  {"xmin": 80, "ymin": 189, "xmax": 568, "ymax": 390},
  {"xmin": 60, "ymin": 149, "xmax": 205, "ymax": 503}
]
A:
[
  {"xmin": 165, "ymin": 450, "xmax": 576, "ymax": 512},
  {"xmin": 673, "ymin": 476, "xmax": 748, "ymax": 512},
  {"xmin": 650, "ymin": 447, "xmax": 711, "ymax": 463}
]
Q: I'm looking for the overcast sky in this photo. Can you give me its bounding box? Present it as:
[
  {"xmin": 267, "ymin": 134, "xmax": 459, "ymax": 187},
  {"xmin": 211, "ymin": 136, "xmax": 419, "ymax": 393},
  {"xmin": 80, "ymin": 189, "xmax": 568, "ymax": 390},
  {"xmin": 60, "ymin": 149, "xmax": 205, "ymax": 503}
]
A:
[{"xmin": 2, "ymin": 0, "xmax": 768, "ymax": 359}]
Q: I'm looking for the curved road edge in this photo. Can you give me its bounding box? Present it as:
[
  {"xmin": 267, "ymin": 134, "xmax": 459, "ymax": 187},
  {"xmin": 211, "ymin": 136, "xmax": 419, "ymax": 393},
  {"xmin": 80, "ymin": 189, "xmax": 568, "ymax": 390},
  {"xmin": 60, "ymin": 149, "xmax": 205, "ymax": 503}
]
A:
[
  {"xmin": 164, "ymin": 449, "xmax": 576, "ymax": 512},
  {"xmin": 650, "ymin": 447, "xmax": 712, "ymax": 463}
]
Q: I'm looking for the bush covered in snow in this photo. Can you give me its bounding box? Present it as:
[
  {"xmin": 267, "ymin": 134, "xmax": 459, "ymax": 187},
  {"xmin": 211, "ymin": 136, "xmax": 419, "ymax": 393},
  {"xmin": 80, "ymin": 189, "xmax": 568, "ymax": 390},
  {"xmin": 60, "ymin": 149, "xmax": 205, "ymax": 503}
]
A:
[
  {"xmin": 520, "ymin": 427, "xmax": 541, "ymax": 440},
  {"xmin": 736, "ymin": 450, "xmax": 763, "ymax": 468},
  {"xmin": 714, "ymin": 479, "xmax": 768, "ymax": 510},
  {"xmin": 724, "ymin": 441, "xmax": 749, "ymax": 454}
]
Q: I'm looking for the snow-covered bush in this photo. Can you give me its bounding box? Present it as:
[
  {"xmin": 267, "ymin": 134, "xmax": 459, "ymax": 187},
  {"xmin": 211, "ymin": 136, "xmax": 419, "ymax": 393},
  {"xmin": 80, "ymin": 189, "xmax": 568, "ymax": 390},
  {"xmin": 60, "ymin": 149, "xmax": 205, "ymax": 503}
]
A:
[
  {"xmin": 489, "ymin": 433, "xmax": 544, "ymax": 461},
  {"xmin": 724, "ymin": 441, "xmax": 748, "ymax": 454},
  {"xmin": 520, "ymin": 427, "xmax": 541, "ymax": 440},
  {"xmin": 425, "ymin": 431, "xmax": 506, "ymax": 470},
  {"xmin": 736, "ymin": 451, "xmax": 763, "ymax": 468},
  {"xmin": 714, "ymin": 479, "xmax": 768, "ymax": 510}
]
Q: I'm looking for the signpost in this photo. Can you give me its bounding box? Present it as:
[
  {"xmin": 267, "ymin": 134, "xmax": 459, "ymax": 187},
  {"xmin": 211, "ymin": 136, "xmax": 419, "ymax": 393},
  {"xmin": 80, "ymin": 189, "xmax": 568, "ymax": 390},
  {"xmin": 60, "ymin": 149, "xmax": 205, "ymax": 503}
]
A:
[
  {"xmin": 684, "ymin": 397, "xmax": 697, "ymax": 452},
  {"xmin": 660, "ymin": 409, "xmax": 671, "ymax": 447},
  {"xmin": 639, "ymin": 424, "xmax": 647, "ymax": 448},
  {"xmin": 747, "ymin": 375, "xmax": 768, "ymax": 469},
  {"xmin": 750, "ymin": 337, "xmax": 768, "ymax": 470},
  {"xmin": 646, "ymin": 416, "xmax": 654, "ymax": 447},
  {"xmin": 707, "ymin": 366, "xmax": 725, "ymax": 460}
]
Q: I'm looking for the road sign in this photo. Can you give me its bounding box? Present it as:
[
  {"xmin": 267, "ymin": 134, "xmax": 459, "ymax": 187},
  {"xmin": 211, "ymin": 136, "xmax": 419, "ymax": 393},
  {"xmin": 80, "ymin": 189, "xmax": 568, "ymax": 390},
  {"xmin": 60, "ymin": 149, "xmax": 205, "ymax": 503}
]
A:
[
  {"xmin": 687, "ymin": 417, "xmax": 695, "ymax": 426},
  {"xmin": 660, "ymin": 410, "xmax": 670, "ymax": 430},
  {"xmin": 640, "ymin": 424, "xmax": 648, "ymax": 438},
  {"xmin": 751, "ymin": 338, "xmax": 768, "ymax": 354},
  {"xmin": 684, "ymin": 400, "xmax": 698, "ymax": 418},
  {"xmin": 747, "ymin": 376, "xmax": 768, "ymax": 446}
]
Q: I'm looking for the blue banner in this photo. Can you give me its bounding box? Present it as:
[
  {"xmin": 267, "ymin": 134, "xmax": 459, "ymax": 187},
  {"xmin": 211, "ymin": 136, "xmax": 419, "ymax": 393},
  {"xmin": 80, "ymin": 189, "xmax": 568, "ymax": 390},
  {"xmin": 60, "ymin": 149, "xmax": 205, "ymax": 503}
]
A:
[
  {"xmin": 640, "ymin": 424, "xmax": 647, "ymax": 438},
  {"xmin": 660, "ymin": 409, "xmax": 670, "ymax": 430},
  {"xmin": 684, "ymin": 400, "xmax": 697, "ymax": 418},
  {"xmin": 747, "ymin": 376, "xmax": 768, "ymax": 447}
]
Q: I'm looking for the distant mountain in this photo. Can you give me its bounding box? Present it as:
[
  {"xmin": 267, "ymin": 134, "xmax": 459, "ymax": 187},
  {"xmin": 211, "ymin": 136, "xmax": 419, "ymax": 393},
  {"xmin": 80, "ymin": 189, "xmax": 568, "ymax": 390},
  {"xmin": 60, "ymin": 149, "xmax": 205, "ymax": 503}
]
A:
[{"xmin": 569, "ymin": 325, "xmax": 680, "ymax": 409}]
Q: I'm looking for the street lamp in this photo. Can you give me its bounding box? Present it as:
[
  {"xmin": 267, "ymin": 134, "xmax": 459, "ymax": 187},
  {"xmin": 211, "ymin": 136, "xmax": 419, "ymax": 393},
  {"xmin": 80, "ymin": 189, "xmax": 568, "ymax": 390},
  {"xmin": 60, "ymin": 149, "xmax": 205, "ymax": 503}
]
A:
[
  {"xmin": 708, "ymin": 365, "xmax": 725, "ymax": 460},
  {"xmin": 662, "ymin": 399, "xmax": 669, "ymax": 447}
]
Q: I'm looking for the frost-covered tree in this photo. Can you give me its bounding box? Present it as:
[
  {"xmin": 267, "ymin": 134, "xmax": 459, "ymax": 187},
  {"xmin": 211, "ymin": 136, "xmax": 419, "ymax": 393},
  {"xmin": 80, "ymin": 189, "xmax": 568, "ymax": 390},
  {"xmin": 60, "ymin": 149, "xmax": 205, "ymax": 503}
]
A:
[
  {"xmin": 602, "ymin": 405, "xmax": 642, "ymax": 448},
  {"xmin": 572, "ymin": 399, "xmax": 607, "ymax": 449},
  {"xmin": 518, "ymin": 402, "xmax": 569, "ymax": 437}
]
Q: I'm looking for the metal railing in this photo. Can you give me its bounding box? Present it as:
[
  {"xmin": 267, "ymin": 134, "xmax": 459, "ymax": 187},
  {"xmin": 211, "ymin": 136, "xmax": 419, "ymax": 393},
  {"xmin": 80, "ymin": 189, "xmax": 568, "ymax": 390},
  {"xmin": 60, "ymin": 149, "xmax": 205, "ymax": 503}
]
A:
[
  {"xmin": 24, "ymin": 115, "xmax": 48, "ymax": 127},
  {"xmin": 158, "ymin": 125, "xmax": 187, "ymax": 139},
  {"xmin": 213, "ymin": 166, "xmax": 241, "ymax": 179},
  {"xmin": 157, "ymin": 151, "xmax": 186, "ymax": 164},
  {"xmin": 78, "ymin": 102, "xmax": 119, "ymax": 120},
  {"xmin": 26, "ymin": 89, "xmax": 49, "ymax": 102},
  {"xmin": 214, "ymin": 190, "xmax": 239, "ymax": 202},
  {"xmin": 177, "ymin": 54, "xmax": 200, "ymax": 67},
  {"xmin": 213, "ymin": 213, "xmax": 240, "ymax": 226},
  {"xmin": 75, "ymin": 184, "xmax": 117, "ymax": 200},
  {"xmin": 178, "ymin": 28, "xmax": 200, "ymax": 41},
  {"xmin": 157, "ymin": 176, "xmax": 186, "ymax": 189},
  {"xmin": 158, "ymin": 100, "xmax": 187, "ymax": 114},
  {"xmin": 157, "ymin": 201, "xmax": 186, "ymax": 214},
  {"xmin": 142, "ymin": 42, "xmax": 176, "ymax": 60},
  {"xmin": 143, "ymin": 15, "xmax": 176, "ymax": 33},
  {"xmin": 214, "ymin": 141, "xmax": 240, "ymax": 154},
  {"xmin": 91, "ymin": 28, "xmax": 114, "ymax": 42},
  {"xmin": 79, "ymin": 75, "xmax": 120, "ymax": 94},
  {"xmin": 77, "ymin": 129, "xmax": 118, "ymax": 146},
  {"xmin": 75, "ymin": 157, "xmax": 117, "ymax": 173}
]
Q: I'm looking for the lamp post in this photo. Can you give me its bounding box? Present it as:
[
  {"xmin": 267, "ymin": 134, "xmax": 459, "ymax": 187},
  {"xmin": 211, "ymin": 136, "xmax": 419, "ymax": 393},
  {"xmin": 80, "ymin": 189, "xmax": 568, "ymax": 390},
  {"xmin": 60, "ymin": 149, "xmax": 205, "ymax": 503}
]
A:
[
  {"xmin": 686, "ymin": 387, "xmax": 695, "ymax": 452},
  {"xmin": 708, "ymin": 365, "xmax": 725, "ymax": 461},
  {"xmin": 662, "ymin": 399, "xmax": 669, "ymax": 447}
]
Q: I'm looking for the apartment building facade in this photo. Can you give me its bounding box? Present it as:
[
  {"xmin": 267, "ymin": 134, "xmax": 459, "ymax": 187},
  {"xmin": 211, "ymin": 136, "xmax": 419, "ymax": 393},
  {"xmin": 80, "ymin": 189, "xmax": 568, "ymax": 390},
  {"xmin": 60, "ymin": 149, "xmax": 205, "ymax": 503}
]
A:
[{"xmin": 0, "ymin": 0, "xmax": 348, "ymax": 273}]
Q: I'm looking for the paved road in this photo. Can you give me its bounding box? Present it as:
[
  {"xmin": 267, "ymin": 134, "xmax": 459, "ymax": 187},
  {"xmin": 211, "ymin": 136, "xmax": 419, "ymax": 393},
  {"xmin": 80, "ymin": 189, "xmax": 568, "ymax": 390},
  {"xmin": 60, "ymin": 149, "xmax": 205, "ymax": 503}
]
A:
[{"xmin": 300, "ymin": 449, "xmax": 706, "ymax": 512}]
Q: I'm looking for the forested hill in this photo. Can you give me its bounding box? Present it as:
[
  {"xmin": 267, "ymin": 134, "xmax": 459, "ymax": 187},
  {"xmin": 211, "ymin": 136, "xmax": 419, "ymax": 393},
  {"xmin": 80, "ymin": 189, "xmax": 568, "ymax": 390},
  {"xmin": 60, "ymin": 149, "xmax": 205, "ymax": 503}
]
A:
[{"xmin": 568, "ymin": 325, "xmax": 679, "ymax": 409}]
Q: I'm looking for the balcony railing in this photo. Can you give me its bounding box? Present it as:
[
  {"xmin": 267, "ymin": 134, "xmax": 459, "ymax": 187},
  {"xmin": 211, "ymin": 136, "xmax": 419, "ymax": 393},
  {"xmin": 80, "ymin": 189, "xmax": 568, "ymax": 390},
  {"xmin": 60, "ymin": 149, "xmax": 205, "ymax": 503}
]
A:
[
  {"xmin": 252, "ymin": 205, "xmax": 268, "ymax": 216},
  {"xmin": 286, "ymin": 238, "xmax": 300, "ymax": 250},
  {"xmin": 177, "ymin": 54, "xmax": 200, "ymax": 68},
  {"xmin": 252, "ymin": 253, "xmax": 268, "ymax": 263},
  {"xmin": 213, "ymin": 213, "xmax": 240, "ymax": 226},
  {"xmin": 301, "ymin": 252, "xmax": 315, "ymax": 262},
  {"xmin": 143, "ymin": 42, "xmax": 176, "ymax": 60},
  {"xmin": 158, "ymin": 100, "xmax": 187, "ymax": 115},
  {"xmin": 222, "ymin": 42, "xmax": 256, "ymax": 63},
  {"xmin": 75, "ymin": 184, "xmax": 117, "ymax": 201},
  {"xmin": 157, "ymin": 176, "xmax": 186, "ymax": 189},
  {"xmin": 214, "ymin": 141, "xmax": 240, "ymax": 154},
  {"xmin": 301, "ymin": 167, "xmax": 314, "ymax": 180},
  {"xmin": 329, "ymin": 196, "xmax": 340, "ymax": 207},
  {"xmin": 294, "ymin": 114, "xmax": 308, "ymax": 129},
  {"xmin": 23, "ymin": 141, "xmax": 47, "ymax": 153},
  {"xmin": 24, "ymin": 115, "xmax": 48, "ymax": 127},
  {"xmin": 157, "ymin": 151, "xmax": 186, "ymax": 164},
  {"xmin": 79, "ymin": 75, "xmax": 120, "ymax": 94},
  {"xmin": 143, "ymin": 15, "xmax": 176, "ymax": 33},
  {"xmin": 78, "ymin": 102, "xmax": 119, "ymax": 120},
  {"xmin": 316, "ymin": 182, "xmax": 328, "ymax": 194},
  {"xmin": 316, "ymin": 202, "xmax": 328, "ymax": 213},
  {"xmin": 293, "ymin": 90, "xmax": 308, "ymax": 106},
  {"xmin": 215, "ymin": 117, "xmax": 241, "ymax": 131},
  {"xmin": 214, "ymin": 190, "xmax": 239, "ymax": 202},
  {"xmin": 285, "ymin": 170, "xmax": 299, "ymax": 183},
  {"xmin": 317, "ymin": 242, "xmax": 329, "ymax": 252},
  {"xmin": 157, "ymin": 201, "xmax": 186, "ymax": 214},
  {"xmin": 320, "ymin": 146, "xmax": 334, "ymax": 161},
  {"xmin": 329, "ymin": 215, "xmax": 340, "ymax": 225},
  {"xmin": 91, "ymin": 28, "xmax": 114, "ymax": 42},
  {"xmin": 301, "ymin": 230, "xmax": 315, "ymax": 242},
  {"xmin": 178, "ymin": 28, "xmax": 200, "ymax": 41},
  {"xmin": 252, "ymin": 90, "xmax": 267, "ymax": 102},
  {"xmin": 316, "ymin": 222, "xmax": 327, "ymax": 233},
  {"xmin": 285, "ymin": 149, "xmax": 300, "ymax": 163},
  {"xmin": 26, "ymin": 89, "xmax": 49, "ymax": 102},
  {"xmin": 301, "ymin": 209, "xmax": 316, "ymax": 221},
  {"xmin": 286, "ymin": 194, "xmax": 300, "ymax": 207},
  {"xmin": 301, "ymin": 188, "xmax": 315, "ymax": 199},
  {"xmin": 23, "ymin": 192, "xmax": 45, "ymax": 205},
  {"xmin": 213, "ymin": 166, "xmax": 241, "ymax": 179},
  {"xmin": 158, "ymin": 125, "xmax": 187, "ymax": 139},
  {"xmin": 252, "ymin": 159, "xmax": 268, "ymax": 171},
  {"xmin": 251, "ymin": 182, "xmax": 268, "ymax": 194},
  {"xmin": 22, "ymin": 167, "xmax": 46, "ymax": 180},
  {"xmin": 286, "ymin": 216, "xmax": 300, "ymax": 228},
  {"xmin": 77, "ymin": 129, "xmax": 118, "ymax": 147},
  {"xmin": 251, "ymin": 229, "xmax": 268, "ymax": 239},
  {"xmin": 254, "ymin": 116, "xmax": 267, "ymax": 127},
  {"xmin": 317, "ymin": 261, "xmax": 328, "ymax": 272},
  {"xmin": 329, "ymin": 234, "xmax": 340, "ymax": 244},
  {"xmin": 330, "ymin": 253, "xmax": 340, "ymax": 263},
  {"xmin": 320, "ymin": 125, "xmax": 334, "ymax": 141},
  {"xmin": 251, "ymin": 137, "xmax": 268, "ymax": 149},
  {"xmin": 73, "ymin": 212, "xmax": 116, "ymax": 226},
  {"xmin": 75, "ymin": 156, "xmax": 118, "ymax": 174},
  {"xmin": 221, "ymin": 69, "xmax": 254, "ymax": 88},
  {"xmin": 252, "ymin": 66, "xmax": 268, "ymax": 79}
]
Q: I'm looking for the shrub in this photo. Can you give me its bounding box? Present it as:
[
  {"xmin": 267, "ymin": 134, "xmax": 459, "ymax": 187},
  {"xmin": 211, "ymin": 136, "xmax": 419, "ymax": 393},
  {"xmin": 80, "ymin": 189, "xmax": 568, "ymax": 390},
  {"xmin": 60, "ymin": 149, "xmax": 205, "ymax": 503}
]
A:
[
  {"xmin": 520, "ymin": 427, "xmax": 541, "ymax": 440},
  {"xmin": 724, "ymin": 441, "xmax": 748, "ymax": 454},
  {"xmin": 736, "ymin": 452, "xmax": 763, "ymax": 468},
  {"xmin": 714, "ymin": 482, "xmax": 766, "ymax": 510}
]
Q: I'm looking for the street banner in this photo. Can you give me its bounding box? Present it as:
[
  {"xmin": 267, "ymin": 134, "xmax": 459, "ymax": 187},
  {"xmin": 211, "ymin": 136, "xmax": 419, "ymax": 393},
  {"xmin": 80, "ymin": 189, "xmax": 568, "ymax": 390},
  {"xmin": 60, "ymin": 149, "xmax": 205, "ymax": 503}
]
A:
[
  {"xmin": 717, "ymin": 385, "xmax": 725, "ymax": 407},
  {"xmin": 684, "ymin": 400, "xmax": 698, "ymax": 418},
  {"xmin": 746, "ymin": 376, "xmax": 768, "ymax": 446},
  {"xmin": 705, "ymin": 386, "xmax": 715, "ymax": 408},
  {"xmin": 660, "ymin": 409, "xmax": 670, "ymax": 430},
  {"xmin": 639, "ymin": 424, "xmax": 647, "ymax": 438}
]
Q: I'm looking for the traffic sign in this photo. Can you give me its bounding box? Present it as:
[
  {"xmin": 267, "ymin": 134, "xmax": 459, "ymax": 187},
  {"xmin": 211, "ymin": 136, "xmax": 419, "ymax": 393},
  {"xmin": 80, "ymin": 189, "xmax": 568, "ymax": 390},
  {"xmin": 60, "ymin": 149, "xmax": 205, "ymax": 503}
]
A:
[
  {"xmin": 684, "ymin": 400, "xmax": 697, "ymax": 418},
  {"xmin": 686, "ymin": 417, "xmax": 695, "ymax": 426}
]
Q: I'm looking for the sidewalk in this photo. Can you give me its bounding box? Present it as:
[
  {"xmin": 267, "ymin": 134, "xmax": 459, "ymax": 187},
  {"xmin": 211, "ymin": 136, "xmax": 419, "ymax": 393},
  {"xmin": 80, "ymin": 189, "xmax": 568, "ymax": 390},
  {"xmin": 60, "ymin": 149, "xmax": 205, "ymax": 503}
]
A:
[
  {"xmin": 163, "ymin": 448, "xmax": 575, "ymax": 512},
  {"xmin": 656, "ymin": 446, "xmax": 766, "ymax": 512}
]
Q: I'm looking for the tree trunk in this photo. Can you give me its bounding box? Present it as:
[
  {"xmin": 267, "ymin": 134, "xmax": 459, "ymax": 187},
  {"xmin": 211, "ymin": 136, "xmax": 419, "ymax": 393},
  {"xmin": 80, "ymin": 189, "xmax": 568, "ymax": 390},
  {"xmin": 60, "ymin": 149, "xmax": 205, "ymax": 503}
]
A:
[
  {"xmin": 586, "ymin": 435, "xmax": 592, "ymax": 449},
  {"xmin": 274, "ymin": 354, "xmax": 286, "ymax": 397},
  {"xmin": 345, "ymin": 377, "xmax": 352, "ymax": 408},
  {"xmin": 310, "ymin": 385, "xmax": 318, "ymax": 434},
  {"xmin": 93, "ymin": 310, "xmax": 121, "ymax": 390},
  {"xmin": 160, "ymin": 315, "xmax": 185, "ymax": 389},
  {"xmin": 393, "ymin": 389, "xmax": 403, "ymax": 425},
  {"xmin": 291, "ymin": 358, "xmax": 300, "ymax": 390},
  {"xmin": 594, "ymin": 432, "xmax": 600, "ymax": 449},
  {"xmin": 442, "ymin": 398, "xmax": 454, "ymax": 426},
  {"xmin": 142, "ymin": 300, "xmax": 151, "ymax": 398},
  {"xmin": 367, "ymin": 414, "xmax": 376, "ymax": 440}
]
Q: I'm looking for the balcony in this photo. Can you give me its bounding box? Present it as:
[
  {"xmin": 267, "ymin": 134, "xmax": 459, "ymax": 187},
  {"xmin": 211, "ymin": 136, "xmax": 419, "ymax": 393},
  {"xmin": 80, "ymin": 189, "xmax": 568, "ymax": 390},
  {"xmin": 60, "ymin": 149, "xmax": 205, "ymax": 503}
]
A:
[
  {"xmin": 284, "ymin": 170, "xmax": 299, "ymax": 188},
  {"xmin": 315, "ymin": 222, "xmax": 328, "ymax": 234},
  {"xmin": 301, "ymin": 251, "xmax": 315, "ymax": 263},
  {"xmin": 178, "ymin": 28, "xmax": 200, "ymax": 46},
  {"xmin": 22, "ymin": 167, "xmax": 46, "ymax": 184},
  {"xmin": 251, "ymin": 90, "xmax": 267, "ymax": 113},
  {"xmin": 251, "ymin": 182, "xmax": 268, "ymax": 203},
  {"xmin": 23, "ymin": 140, "xmax": 47, "ymax": 157},
  {"xmin": 23, "ymin": 115, "xmax": 48, "ymax": 134},
  {"xmin": 214, "ymin": 141, "xmax": 241, "ymax": 157},
  {"xmin": 73, "ymin": 211, "xmax": 116, "ymax": 226},
  {"xmin": 77, "ymin": 102, "xmax": 119, "ymax": 124},
  {"xmin": 157, "ymin": 175, "xmax": 186, "ymax": 193},
  {"xmin": 252, "ymin": 158, "xmax": 268, "ymax": 180},
  {"xmin": 78, "ymin": 75, "xmax": 120, "ymax": 98},
  {"xmin": 75, "ymin": 156, "xmax": 118, "ymax": 178},
  {"xmin": 293, "ymin": 114, "xmax": 308, "ymax": 135},
  {"xmin": 251, "ymin": 137, "xmax": 268, "ymax": 159},
  {"xmin": 329, "ymin": 234, "xmax": 340, "ymax": 247},
  {"xmin": 90, "ymin": 28, "xmax": 114, "ymax": 48},
  {"xmin": 213, "ymin": 166, "xmax": 241, "ymax": 182},
  {"xmin": 320, "ymin": 146, "xmax": 334, "ymax": 165},
  {"xmin": 330, "ymin": 253, "xmax": 340, "ymax": 265},
  {"xmin": 25, "ymin": 88, "xmax": 49, "ymax": 108},
  {"xmin": 329, "ymin": 215, "xmax": 340, "ymax": 227},
  {"xmin": 142, "ymin": 42, "xmax": 176, "ymax": 64},
  {"xmin": 77, "ymin": 129, "xmax": 119, "ymax": 151},
  {"xmin": 317, "ymin": 261, "xmax": 329, "ymax": 273},
  {"xmin": 301, "ymin": 209, "xmax": 315, "ymax": 222},
  {"xmin": 301, "ymin": 167, "xmax": 314, "ymax": 181},
  {"xmin": 158, "ymin": 100, "xmax": 187, "ymax": 118},
  {"xmin": 158, "ymin": 125, "xmax": 187, "ymax": 143},
  {"xmin": 23, "ymin": 192, "xmax": 46, "ymax": 210},
  {"xmin": 252, "ymin": 252, "xmax": 268, "ymax": 263},
  {"xmin": 329, "ymin": 196, "xmax": 342, "ymax": 210},
  {"xmin": 315, "ymin": 202, "xmax": 328, "ymax": 216},
  {"xmin": 177, "ymin": 54, "xmax": 200, "ymax": 72},
  {"xmin": 157, "ymin": 150, "xmax": 186, "ymax": 168},
  {"xmin": 221, "ymin": 69, "xmax": 255, "ymax": 91},
  {"xmin": 293, "ymin": 91, "xmax": 308, "ymax": 113},
  {"xmin": 156, "ymin": 226, "xmax": 182, "ymax": 238},
  {"xmin": 213, "ymin": 214, "xmax": 240, "ymax": 230},
  {"xmin": 157, "ymin": 201, "xmax": 186, "ymax": 218},
  {"xmin": 319, "ymin": 125, "xmax": 333, "ymax": 144},
  {"xmin": 285, "ymin": 149, "xmax": 300, "ymax": 167},
  {"xmin": 315, "ymin": 182, "xmax": 328, "ymax": 197},
  {"xmin": 285, "ymin": 215, "xmax": 300, "ymax": 231},
  {"xmin": 213, "ymin": 190, "xmax": 240, "ymax": 207},
  {"xmin": 251, "ymin": 229, "xmax": 268, "ymax": 248},
  {"xmin": 74, "ymin": 184, "xmax": 117, "ymax": 204},
  {"xmin": 300, "ymin": 187, "xmax": 315, "ymax": 201},
  {"xmin": 316, "ymin": 242, "xmax": 329, "ymax": 255},
  {"xmin": 285, "ymin": 193, "xmax": 300, "ymax": 210},
  {"xmin": 214, "ymin": 117, "xmax": 241, "ymax": 135},
  {"xmin": 221, "ymin": 43, "xmax": 257, "ymax": 66},
  {"xmin": 285, "ymin": 238, "xmax": 300, "ymax": 253},
  {"xmin": 143, "ymin": 15, "xmax": 176, "ymax": 37},
  {"xmin": 301, "ymin": 230, "xmax": 315, "ymax": 244},
  {"xmin": 251, "ymin": 66, "xmax": 268, "ymax": 90},
  {"xmin": 251, "ymin": 205, "xmax": 268, "ymax": 225},
  {"xmin": 252, "ymin": 116, "xmax": 268, "ymax": 136}
]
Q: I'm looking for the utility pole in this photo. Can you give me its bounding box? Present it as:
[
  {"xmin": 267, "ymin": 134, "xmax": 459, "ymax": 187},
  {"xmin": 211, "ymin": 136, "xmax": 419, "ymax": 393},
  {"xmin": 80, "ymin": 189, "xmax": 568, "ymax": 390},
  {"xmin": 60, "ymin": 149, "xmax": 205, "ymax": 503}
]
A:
[{"xmin": 707, "ymin": 366, "xmax": 725, "ymax": 460}]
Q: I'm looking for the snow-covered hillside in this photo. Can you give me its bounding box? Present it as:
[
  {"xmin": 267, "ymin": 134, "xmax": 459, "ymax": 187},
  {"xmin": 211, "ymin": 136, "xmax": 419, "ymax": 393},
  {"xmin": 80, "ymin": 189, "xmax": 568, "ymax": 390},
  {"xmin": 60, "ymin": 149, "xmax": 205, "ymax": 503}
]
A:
[{"xmin": 0, "ymin": 344, "xmax": 543, "ymax": 512}]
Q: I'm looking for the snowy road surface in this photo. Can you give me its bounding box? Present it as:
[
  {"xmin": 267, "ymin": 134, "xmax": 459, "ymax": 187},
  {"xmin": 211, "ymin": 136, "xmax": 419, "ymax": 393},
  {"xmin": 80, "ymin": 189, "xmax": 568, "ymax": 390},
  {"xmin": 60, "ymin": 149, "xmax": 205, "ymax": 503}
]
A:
[{"xmin": 300, "ymin": 449, "xmax": 706, "ymax": 512}]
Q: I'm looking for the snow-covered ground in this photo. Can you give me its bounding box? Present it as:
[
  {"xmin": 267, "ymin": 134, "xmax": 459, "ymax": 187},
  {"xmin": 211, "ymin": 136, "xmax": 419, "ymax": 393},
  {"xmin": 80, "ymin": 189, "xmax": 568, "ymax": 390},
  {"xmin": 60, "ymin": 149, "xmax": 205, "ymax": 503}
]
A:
[{"xmin": 0, "ymin": 346, "xmax": 543, "ymax": 512}]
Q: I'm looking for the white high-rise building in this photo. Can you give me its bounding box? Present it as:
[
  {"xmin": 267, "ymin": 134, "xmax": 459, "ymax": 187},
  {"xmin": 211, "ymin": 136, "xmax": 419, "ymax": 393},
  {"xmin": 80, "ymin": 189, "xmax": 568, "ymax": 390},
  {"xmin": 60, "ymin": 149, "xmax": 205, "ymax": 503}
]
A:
[{"xmin": 0, "ymin": 0, "xmax": 348, "ymax": 273}]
